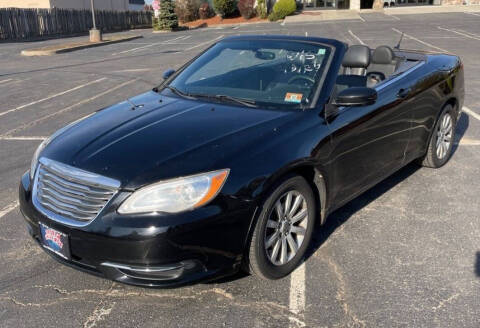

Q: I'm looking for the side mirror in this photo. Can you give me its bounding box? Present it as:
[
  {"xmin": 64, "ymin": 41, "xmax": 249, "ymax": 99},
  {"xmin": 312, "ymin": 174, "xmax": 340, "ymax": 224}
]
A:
[
  {"xmin": 162, "ymin": 69, "xmax": 176, "ymax": 80},
  {"xmin": 333, "ymin": 87, "xmax": 377, "ymax": 107}
]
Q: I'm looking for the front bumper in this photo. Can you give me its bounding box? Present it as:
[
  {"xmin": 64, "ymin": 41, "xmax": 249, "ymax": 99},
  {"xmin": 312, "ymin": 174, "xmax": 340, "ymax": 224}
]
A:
[{"xmin": 19, "ymin": 172, "xmax": 255, "ymax": 288}]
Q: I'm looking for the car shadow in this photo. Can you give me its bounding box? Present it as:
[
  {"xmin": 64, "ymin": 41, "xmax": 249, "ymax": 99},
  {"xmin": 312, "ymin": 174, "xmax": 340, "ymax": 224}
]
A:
[
  {"xmin": 475, "ymin": 252, "xmax": 480, "ymax": 278},
  {"xmin": 304, "ymin": 161, "xmax": 421, "ymax": 261},
  {"xmin": 452, "ymin": 111, "xmax": 469, "ymax": 155}
]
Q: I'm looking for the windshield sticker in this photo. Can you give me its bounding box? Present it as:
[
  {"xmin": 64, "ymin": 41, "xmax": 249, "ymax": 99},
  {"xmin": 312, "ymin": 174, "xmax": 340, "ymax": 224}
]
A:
[
  {"xmin": 317, "ymin": 49, "xmax": 326, "ymax": 55},
  {"xmin": 285, "ymin": 93, "xmax": 303, "ymax": 103}
]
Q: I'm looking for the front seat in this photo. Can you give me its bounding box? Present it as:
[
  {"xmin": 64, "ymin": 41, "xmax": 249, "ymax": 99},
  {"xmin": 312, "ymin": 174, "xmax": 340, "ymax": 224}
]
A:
[
  {"xmin": 334, "ymin": 45, "xmax": 371, "ymax": 95},
  {"xmin": 367, "ymin": 45, "xmax": 397, "ymax": 86}
]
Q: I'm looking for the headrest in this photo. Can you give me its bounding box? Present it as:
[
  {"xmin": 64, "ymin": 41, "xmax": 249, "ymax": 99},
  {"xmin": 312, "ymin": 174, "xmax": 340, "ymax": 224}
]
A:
[
  {"xmin": 372, "ymin": 46, "xmax": 394, "ymax": 64},
  {"xmin": 342, "ymin": 45, "xmax": 371, "ymax": 69}
]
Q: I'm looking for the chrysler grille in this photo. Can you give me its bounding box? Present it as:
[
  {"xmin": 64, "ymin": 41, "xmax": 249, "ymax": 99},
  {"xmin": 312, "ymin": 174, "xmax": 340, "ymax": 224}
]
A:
[{"xmin": 33, "ymin": 158, "xmax": 120, "ymax": 227}]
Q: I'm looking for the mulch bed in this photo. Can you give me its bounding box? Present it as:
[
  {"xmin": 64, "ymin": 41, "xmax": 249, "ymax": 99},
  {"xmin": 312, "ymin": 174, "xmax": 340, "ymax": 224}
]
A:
[{"xmin": 181, "ymin": 15, "xmax": 267, "ymax": 29}]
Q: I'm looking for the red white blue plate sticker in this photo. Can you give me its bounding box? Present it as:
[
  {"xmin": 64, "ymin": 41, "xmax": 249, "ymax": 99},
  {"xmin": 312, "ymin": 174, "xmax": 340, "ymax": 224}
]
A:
[
  {"xmin": 39, "ymin": 223, "xmax": 70, "ymax": 260},
  {"xmin": 285, "ymin": 93, "xmax": 303, "ymax": 103}
]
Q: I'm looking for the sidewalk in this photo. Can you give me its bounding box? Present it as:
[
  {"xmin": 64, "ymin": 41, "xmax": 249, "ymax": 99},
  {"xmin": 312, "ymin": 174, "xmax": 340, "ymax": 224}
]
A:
[{"xmin": 284, "ymin": 4, "xmax": 480, "ymax": 23}]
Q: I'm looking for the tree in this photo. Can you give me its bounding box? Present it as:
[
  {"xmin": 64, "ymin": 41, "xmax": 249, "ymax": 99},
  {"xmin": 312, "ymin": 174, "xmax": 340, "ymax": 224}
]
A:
[{"xmin": 156, "ymin": 0, "xmax": 179, "ymax": 30}]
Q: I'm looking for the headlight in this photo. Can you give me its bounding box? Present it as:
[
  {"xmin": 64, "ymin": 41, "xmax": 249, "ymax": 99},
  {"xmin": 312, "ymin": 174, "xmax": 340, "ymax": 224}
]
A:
[
  {"xmin": 29, "ymin": 113, "xmax": 94, "ymax": 180},
  {"xmin": 118, "ymin": 169, "xmax": 230, "ymax": 214}
]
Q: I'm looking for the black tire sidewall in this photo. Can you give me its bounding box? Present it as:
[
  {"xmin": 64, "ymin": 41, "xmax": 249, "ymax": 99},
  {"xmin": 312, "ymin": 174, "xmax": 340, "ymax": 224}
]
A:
[
  {"xmin": 431, "ymin": 105, "xmax": 456, "ymax": 167},
  {"xmin": 252, "ymin": 176, "xmax": 316, "ymax": 280}
]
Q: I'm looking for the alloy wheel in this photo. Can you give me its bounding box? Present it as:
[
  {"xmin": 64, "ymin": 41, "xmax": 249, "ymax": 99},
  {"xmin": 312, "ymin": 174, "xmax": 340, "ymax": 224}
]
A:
[
  {"xmin": 264, "ymin": 190, "xmax": 308, "ymax": 266},
  {"xmin": 436, "ymin": 112, "xmax": 453, "ymax": 160}
]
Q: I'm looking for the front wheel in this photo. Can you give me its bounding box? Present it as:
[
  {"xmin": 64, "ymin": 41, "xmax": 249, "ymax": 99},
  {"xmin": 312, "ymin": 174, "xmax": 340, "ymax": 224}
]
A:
[
  {"xmin": 244, "ymin": 175, "xmax": 316, "ymax": 280},
  {"xmin": 419, "ymin": 104, "xmax": 456, "ymax": 168}
]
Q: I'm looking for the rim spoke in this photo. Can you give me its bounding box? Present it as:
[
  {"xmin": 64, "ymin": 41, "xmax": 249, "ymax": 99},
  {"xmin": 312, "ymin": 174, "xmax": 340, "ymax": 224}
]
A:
[
  {"xmin": 280, "ymin": 238, "xmax": 288, "ymax": 264},
  {"xmin": 271, "ymin": 239, "xmax": 281, "ymax": 261},
  {"xmin": 275, "ymin": 202, "xmax": 283, "ymax": 220},
  {"xmin": 266, "ymin": 219, "xmax": 278, "ymax": 229},
  {"xmin": 286, "ymin": 234, "xmax": 298, "ymax": 254},
  {"xmin": 284, "ymin": 192, "xmax": 292, "ymax": 216},
  {"xmin": 289, "ymin": 195, "xmax": 302, "ymax": 218},
  {"xmin": 290, "ymin": 225, "xmax": 306, "ymax": 235},
  {"xmin": 436, "ymin": 134, "xmax": 443, "ymax": 148},
  {"xmin": 291, "ymin": 208, "xmax": 307, "ymax": 224},
  {"xmin": 265, "ymin": 232, "xmax": 279, "ymax": 248}
]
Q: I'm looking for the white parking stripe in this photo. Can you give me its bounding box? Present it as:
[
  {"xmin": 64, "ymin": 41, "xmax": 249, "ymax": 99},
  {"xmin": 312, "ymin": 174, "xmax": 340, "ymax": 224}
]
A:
[
  {"xmin": 0, "ymin": 79, "xmax": 13, "ymax": 84},
  {"xmin": 348, "ymin": 30, "xmax": 365, "ymax": 45},
  {"xmin": 458, "ymin": 138, "xmax": 480, "ymax": 146},
  {"xmin": 387, "ymin": 14, "xmax": 401, "ymax": 21},
  {"xmin": 392, "ymin": 28, "xmax": 448, "ymax": 53},
  {"xmin": 437, "ymin": 26, "xmax": 480, "ymax": 41},
  {"xmin": 464, "ymin": 12, "xmax": 480, "ymax": 17},
  {"xmin": 0, "ymin": 136, "xmax": 46, "ymax": 140},
  {"xmin": 462, "ymin": 106, "xmax": 480, "ymax": 122},
  {"xmin": 0, "ymin": 78, "xmax": 106, "ymax": 118},
  {"xmin": 0, "ymin": 201, "xmax": 19, "ymax": 219},
  {"xmin": 289, "ymin": 262, "xmax": 306, "ymax": 328},
  {"xmin": 455, "ymin": 28, "xmax": 480, "ymax": 38},
  {"xmin": 358, "ymin": 15, "xmax": 365, "ymax": 22},
  {"xmin": 184, "ymin": 35, "xmax": 224, "ymax": 51},
  {"xmin": 2, "ymin": 79, "xmax": 137, "ymax": 137},
  {"xmin": 112, "ymin": 36, "xmax": 187, "ymax": 55}
]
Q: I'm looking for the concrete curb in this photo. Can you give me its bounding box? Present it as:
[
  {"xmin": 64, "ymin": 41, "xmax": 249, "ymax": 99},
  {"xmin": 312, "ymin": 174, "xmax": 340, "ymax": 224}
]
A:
[{"xmin": 21, "ymin": 35, "xmax": 143, "ymax": 56}]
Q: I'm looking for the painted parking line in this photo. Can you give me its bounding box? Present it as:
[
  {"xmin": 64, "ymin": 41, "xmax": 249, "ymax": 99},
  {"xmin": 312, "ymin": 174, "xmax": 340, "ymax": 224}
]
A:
[
  {"xmin": 348, "ymin": 30, "xmax": 365, "ymax": 45},
  {"xmin": 392, "ymin": 28, "xmax": 448, "ymax": 53},
  {"xmin": 289, "ymin": 262, "xmax": 306, "ymax": 328},
  {"xmin": 0, "ymin": 201, "xmax": 19, "ymax": 220},
  {"xmin": 0, "ymin": 79, "xmax": 13, "ymax": 84},
  {"xmin": 2, "ymin": 79, "xmax": 137, "ymax": 137},
  {"xmin": 437, "ymin": 27, "xmax": 480, "ymax": 41},
  {"xmin": 457, "ymin": 138, "xmax": 480, "ymax": 146},
  {"xmin": 0, "ymin": 136, "xmax": 46, "ymax": 140},
  {"xmin": 0, "ymin": 78, "xmax": 106, "ymax": 118},
  {"xmin": 462, "ymin": 106, "xmax": 480, "ymax": 122},
  {"xmin": 386, "ymin": 14, "xmax": 400, "ymax": 21},
  {"xmin": 184, "ymin": 35, "xmax": 224, "ymax": 51},
  {"xmin": 112, "ymin": 35, "xmax": 188, "ymax": 55},
  {"xmin": 464, "ymin": 12, "xmax": 480, "ymax": 17},
  {"xmin": 454, "ymin": 28, "xmax": 480, "ymax": 39}
]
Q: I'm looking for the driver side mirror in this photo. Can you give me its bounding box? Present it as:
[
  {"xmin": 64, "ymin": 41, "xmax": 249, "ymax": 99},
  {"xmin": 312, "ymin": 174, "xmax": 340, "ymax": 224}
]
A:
[
  {"xmin": 162, "ymin": 69, "xmax": 176, "ymax": 80},
  {"xmin": 333, "ymin": 87, "xmax": 377, "ymax": 107}
]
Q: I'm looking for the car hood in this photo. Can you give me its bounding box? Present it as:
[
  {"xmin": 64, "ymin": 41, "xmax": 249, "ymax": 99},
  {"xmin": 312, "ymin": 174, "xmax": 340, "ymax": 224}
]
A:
[{"xmin": 43, "ymin": 91, "xmax": 293, "ymax": 189}]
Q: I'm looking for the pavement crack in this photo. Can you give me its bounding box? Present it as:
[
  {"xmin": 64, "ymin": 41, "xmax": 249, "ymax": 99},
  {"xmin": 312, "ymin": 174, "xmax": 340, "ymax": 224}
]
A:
[
  {"xmin": 82, "ymin": 283, "xmax": 116, "ymax": 328},
  {"xmin": 432, "ymin": 293, "xmax": 460, "ymax": 312},
  {"xmin": 322, "ymin": 254, "xmax": 367, "ymax": 328}
]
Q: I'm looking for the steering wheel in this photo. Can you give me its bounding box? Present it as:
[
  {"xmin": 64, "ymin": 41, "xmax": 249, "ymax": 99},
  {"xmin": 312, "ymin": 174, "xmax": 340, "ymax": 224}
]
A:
[{"xmin": 288, "ymin": 75, "xmax": 315, "ymax": 87}]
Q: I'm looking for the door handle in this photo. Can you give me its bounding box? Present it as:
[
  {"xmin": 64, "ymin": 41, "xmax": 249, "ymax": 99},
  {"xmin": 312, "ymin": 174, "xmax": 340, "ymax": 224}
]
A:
[{"xmin": 397, "ymin": 88, "xmax": 411, "ymax": 99}]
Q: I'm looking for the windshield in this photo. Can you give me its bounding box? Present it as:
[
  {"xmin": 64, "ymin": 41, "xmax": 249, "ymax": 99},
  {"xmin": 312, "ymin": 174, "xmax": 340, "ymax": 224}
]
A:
[{"xmin": 166, "ymin": 39, "xmax": 333, "ymax": 109}]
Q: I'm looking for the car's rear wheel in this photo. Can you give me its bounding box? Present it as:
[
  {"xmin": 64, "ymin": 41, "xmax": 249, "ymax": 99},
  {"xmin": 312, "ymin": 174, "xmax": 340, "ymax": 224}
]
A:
[
  {"xmin": 244, "ymin": 175, "xmax": 315, "ymax": 280},
  {"xmin": 419, "ymin": 104, "xmax": 456, "ymax": 168}
]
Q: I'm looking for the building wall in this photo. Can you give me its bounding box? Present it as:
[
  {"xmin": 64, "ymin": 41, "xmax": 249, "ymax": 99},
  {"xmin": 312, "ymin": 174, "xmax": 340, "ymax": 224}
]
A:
[
  {"xmin": 0, "ymin": 0, "xmax": 130, "ymax": 10},
  {"xmin": 0, "ymin": 0, "xmax": 51, "ymax": 8}
]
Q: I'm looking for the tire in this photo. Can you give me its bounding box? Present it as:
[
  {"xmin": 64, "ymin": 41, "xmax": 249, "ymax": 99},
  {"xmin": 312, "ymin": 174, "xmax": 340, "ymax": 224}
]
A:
[
  {"xmin": 244, "ymin": 175, "xmax": 316, "ymax": 280},
  {"xmin": 419, "ymin": 104, "xmax": 456, "ymax": 168}
]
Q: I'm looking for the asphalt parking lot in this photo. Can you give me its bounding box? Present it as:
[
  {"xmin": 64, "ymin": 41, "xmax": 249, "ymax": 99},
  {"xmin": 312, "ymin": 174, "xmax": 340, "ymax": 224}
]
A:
[{"xmin": 1, "ymin": 11, "xmax": 480, "ymax": 327}]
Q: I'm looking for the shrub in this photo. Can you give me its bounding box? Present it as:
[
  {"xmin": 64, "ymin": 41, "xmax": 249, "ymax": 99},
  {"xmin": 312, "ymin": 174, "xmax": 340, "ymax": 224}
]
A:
[
  {"xmin": 256, "ymin": 0, "xmax": 267, "ymax": 19},
  {"xmin": 213, "ymin": 0, "xmax": 236, "ymax": 18},
  {"xmin": 268, "ymin": 0, "xmax": 296, "ymax": 21},
  {"xmin": 238, "ymin": 0, "xmax": 256, "ymax": 19},
  {"xmin": 199, "ymin": 2, "xmax": 214, "ymax": 19},
  {"xmin": 156, "ymin": 0, "xmax": 179, "ymax": 30},
  {"xmin": 175, "ymin": 0, "xmax": 201, "ymax": 23}
]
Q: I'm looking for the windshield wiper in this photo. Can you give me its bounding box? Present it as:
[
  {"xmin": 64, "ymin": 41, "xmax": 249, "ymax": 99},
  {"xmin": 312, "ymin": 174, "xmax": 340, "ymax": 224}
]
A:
[
  {"xmin": 162, "ymin": 85, "xmax": 197, "ymax": 100},
  {"xmin": 192, "ymin": 94, "xmax": 258, "ymax": 108}
]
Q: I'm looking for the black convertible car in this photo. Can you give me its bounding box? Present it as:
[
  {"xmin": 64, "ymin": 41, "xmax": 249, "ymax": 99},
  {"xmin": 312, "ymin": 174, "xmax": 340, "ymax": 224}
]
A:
[{"xmin": 19, "ymin": 35, "xmax": 464, "ymax": 287}]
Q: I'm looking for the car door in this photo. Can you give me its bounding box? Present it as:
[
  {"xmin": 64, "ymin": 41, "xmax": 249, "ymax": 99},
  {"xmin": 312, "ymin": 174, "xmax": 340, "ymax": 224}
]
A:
[{"xmin": 326, "ymin": 79, "xmax": 414, "ymax": 208}]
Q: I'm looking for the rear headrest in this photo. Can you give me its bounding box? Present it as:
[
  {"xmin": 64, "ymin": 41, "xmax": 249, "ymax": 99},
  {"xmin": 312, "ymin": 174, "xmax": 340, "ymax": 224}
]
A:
[
  {"xmin": 372, "ymin": 46, "xmax": 394, "ymax": 64},
  {"xmin": 342, "ymin": 45, "xmax": 371, "ymax": 68}
]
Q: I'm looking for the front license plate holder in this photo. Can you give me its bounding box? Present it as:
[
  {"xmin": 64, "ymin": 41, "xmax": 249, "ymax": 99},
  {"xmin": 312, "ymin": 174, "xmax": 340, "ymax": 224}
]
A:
[{"xmin": 39, "ymin": 223, "xmax": 71, "ymax": 260}]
